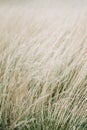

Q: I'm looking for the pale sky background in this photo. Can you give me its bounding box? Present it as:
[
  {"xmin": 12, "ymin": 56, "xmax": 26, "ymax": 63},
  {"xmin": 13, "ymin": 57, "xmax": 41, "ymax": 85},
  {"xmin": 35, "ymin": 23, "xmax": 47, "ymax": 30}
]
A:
[{"xmin": 0, "ymin": 0, "xmax": 87, "ymax": 7}]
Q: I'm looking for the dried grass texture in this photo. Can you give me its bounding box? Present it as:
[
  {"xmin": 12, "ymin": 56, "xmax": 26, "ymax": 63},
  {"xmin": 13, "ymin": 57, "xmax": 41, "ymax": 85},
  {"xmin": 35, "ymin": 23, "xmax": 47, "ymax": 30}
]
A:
[{"xmin": 0, "ymin": 1, "xmax": 87, "ymax": 130}]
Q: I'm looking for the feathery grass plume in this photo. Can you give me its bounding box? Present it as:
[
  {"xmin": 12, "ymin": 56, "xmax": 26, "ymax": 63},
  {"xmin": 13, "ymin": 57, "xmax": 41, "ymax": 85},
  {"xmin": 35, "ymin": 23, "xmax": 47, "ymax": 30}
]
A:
[{"xmin": 0, "ymin": 0, "xmax": 87, "ymax": 130}]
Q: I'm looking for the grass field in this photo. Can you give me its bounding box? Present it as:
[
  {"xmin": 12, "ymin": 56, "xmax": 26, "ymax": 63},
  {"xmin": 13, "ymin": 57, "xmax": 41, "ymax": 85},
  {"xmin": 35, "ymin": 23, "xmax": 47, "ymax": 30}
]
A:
[{"xmin": 0, "ymin": 0, "xmax": 87, "ymax": 130}]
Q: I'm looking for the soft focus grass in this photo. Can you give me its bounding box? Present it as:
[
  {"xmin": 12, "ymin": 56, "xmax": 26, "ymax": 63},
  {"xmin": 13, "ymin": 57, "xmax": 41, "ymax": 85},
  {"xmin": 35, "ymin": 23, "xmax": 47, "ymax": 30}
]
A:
[{"xmin": 0, "ymin": 1, "xmax": 87, "ymax": 130}]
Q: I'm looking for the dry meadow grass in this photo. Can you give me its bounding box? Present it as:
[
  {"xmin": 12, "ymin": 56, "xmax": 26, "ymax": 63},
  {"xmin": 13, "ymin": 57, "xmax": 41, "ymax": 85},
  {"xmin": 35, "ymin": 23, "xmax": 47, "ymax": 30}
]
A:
[{"xmin": 0, "ymin": 0, "xmax": 87, "ymax": 130}]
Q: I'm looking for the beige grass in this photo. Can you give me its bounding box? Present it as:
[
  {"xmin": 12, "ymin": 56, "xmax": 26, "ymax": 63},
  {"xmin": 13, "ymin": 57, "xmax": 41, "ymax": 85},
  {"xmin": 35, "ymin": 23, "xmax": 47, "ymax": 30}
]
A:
[{"xmin": 0, "ymin": 1, "xmax": 87, "ymax": 130}]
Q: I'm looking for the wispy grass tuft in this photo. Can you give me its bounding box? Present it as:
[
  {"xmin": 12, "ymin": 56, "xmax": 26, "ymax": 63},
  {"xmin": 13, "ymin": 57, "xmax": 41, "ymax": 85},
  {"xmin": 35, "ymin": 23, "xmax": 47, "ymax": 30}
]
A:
[{"xmin": 0, "ymin": 1, "xmax": 87, "ymax": 130}]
